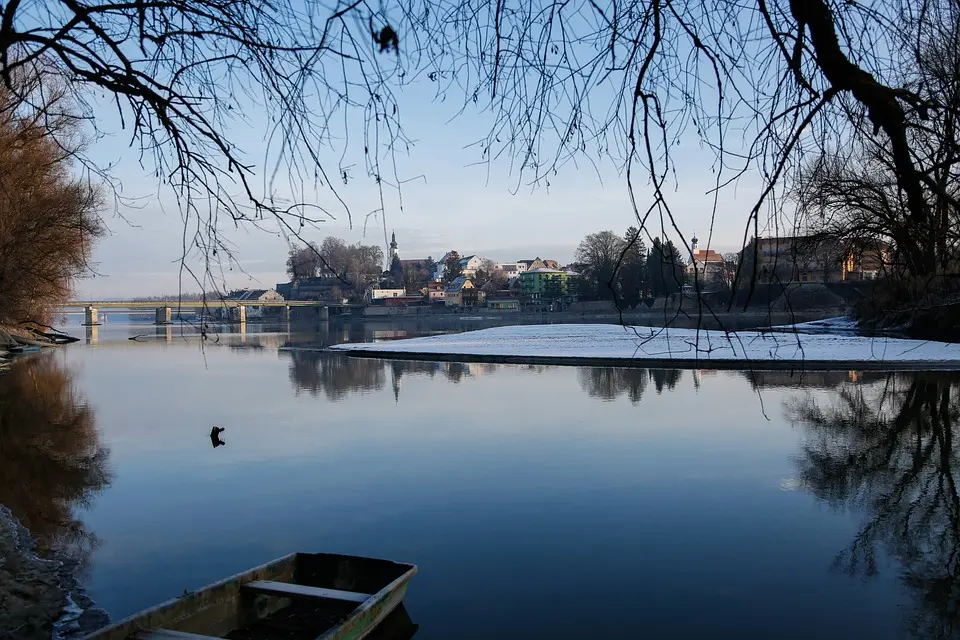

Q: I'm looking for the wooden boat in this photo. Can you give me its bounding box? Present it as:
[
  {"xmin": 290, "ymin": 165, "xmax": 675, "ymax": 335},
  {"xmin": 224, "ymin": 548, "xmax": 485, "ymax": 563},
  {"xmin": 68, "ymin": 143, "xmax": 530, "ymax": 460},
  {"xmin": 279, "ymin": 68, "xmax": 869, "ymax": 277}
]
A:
[{"xmin": 84, "ymin": 553, "xmax": 418, "ymax": 640}]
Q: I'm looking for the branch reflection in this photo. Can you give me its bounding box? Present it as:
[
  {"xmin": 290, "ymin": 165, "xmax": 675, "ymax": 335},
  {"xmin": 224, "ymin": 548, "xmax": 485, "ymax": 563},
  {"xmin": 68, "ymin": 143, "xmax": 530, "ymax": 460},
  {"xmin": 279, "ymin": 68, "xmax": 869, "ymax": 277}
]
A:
[{"xmin": 787, "ymin": 372, "xmax": 960, "ymax": 638}]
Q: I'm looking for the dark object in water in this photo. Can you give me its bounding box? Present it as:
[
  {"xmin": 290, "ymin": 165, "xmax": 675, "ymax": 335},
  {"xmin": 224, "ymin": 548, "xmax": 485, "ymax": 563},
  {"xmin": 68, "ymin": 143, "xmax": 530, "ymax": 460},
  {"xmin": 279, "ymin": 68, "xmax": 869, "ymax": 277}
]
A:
[
  {"xmin": 82, "ymin": 553, "xmax": 417, "ymax": 640},
  {"xmin": 210, "ymin": 426, "xmax": 226, "ymax": 448}
]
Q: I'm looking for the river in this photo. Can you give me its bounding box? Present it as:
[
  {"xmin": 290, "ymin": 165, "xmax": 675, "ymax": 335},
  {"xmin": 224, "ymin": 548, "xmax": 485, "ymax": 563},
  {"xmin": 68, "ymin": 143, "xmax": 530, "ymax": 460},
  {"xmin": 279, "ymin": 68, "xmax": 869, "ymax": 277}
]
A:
[{"xmin": 3, "ymin": 319, "xmax": 958, "ymax": 639}]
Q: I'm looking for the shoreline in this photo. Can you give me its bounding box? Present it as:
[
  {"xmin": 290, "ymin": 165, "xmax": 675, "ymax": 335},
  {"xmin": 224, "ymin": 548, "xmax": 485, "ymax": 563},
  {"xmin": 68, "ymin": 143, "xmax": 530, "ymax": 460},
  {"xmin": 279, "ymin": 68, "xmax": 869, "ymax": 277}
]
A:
[
  {"xmin": 326, "ymin": 348, "xmax": 960, "ymax": 371},
  {"xmin": 327, "ymin": 323, "xmax": 960, "ymax": 371}
]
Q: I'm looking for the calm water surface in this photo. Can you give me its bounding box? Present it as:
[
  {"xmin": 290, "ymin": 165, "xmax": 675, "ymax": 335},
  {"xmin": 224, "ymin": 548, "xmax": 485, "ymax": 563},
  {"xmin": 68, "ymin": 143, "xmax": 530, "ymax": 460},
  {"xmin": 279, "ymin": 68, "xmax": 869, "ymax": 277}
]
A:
[{"xmin": 5, "ymin": 320, "xmax": 959, "ymax": 638}]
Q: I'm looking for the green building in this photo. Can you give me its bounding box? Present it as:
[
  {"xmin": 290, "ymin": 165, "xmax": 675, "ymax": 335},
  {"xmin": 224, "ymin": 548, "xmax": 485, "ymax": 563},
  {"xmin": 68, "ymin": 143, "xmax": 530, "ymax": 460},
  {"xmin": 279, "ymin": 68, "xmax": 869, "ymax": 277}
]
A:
[{"xmin": 519, "ymin": 268, "xmax": 577, "ymax": 301}]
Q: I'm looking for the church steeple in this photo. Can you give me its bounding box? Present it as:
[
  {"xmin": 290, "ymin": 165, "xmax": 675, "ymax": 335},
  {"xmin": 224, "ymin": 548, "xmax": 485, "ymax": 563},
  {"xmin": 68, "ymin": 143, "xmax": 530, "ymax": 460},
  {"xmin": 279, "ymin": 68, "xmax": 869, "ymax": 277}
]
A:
[{"xmin": 389, "ymin": 231, "xmax": 399, "ymax": 260}]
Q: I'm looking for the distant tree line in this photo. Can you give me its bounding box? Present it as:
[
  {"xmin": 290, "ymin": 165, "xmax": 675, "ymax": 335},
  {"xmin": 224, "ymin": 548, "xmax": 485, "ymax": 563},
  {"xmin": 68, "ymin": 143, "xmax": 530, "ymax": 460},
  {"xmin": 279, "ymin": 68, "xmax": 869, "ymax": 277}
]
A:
[
  {"xmin": 574, "ymin": 228, "xmax": 693, "ymax": 306},
  {"xmin": 286, "ymin": 237, "xmax": 384, "ymax": 296}
]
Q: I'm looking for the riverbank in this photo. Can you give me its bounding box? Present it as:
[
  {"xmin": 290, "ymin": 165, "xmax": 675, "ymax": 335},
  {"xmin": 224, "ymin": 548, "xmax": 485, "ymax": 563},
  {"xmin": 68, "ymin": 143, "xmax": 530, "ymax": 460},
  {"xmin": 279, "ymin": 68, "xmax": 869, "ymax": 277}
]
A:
[
  {"xmin": 0, "ymin": 507, "xmax": 108, "ymax": 639},
  {"xmin": 340, "ymin": 308, "xmax": 837, "ymax": 331},
  {"xmin": 330, "ymin": 323, "xmax": 960, "ymax": 370}
]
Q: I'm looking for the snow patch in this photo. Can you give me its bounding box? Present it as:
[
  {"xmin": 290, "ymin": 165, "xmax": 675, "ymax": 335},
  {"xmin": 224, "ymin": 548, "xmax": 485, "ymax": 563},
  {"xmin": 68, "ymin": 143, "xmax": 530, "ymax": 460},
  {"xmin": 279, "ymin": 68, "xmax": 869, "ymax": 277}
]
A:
[{"xmin": 329, "ymin": 323, "xmax": 960, "ymax": 367}]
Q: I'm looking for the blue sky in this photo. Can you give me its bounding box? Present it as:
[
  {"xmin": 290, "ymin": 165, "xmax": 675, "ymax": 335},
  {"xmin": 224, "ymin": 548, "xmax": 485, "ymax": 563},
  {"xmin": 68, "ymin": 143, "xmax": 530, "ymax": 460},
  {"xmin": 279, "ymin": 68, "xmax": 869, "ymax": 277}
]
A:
[{"xmin": 74, "ymin": 59, "xmax": 768, "ymax": 299}]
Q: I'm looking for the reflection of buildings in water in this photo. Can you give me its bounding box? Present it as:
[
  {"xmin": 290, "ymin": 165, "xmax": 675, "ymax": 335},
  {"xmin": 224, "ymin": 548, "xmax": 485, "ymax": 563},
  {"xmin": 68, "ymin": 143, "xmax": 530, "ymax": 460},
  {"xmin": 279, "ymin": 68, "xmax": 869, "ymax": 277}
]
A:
[
  {"xmin": 742, "ymin": 370, "xmax": 884, "ymax": 390},
  {"xmin": 372, "ymin": 330, "xmax": 410, "ymax": 341},
  {"xmin": 0, "ymin": 353, "xmax": 111, "ymax": 572},
  {"xmin": 787, "ymin": 372, "xmax": 960, "ymax": 639},
  {"xmin": 441, "ymin": 361, "xmax": 496, "ymax": 383},
  {"xmin": 390, "ymin": 360, "xmax": 444, "ymax": 402},
  {"xmin": 692, "ymin": 369, "xmax": 717, "ymax": 388}
]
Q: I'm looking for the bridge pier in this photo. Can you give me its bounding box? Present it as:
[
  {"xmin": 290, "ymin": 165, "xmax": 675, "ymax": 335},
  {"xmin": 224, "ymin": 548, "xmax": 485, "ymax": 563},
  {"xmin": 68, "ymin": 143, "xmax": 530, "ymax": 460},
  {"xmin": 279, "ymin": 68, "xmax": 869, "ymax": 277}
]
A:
[
  {"xmin": 85, "ymin": 324, "xmax": 98, "ymax": 345},
  {"xmin": 282, "ymin": 305, "xmax": 292, "ymax": 322},
  {"xmin": 155, "ymin": 306, "xmax": 172, "ymax": 325},
  {"xmin": 83, "ymin": 306, "xmax": 99, "ymax": 326},
  {"xmin": 318, "ymin": 305, "xmax": 329, "ymax": 321},
  {"xmin": 230, "ymin": 305, "xmax": 246, "ymax": 324},
  {"xmin": 157, "ymin": 324, "xmax": 173, "ymax": 343}
]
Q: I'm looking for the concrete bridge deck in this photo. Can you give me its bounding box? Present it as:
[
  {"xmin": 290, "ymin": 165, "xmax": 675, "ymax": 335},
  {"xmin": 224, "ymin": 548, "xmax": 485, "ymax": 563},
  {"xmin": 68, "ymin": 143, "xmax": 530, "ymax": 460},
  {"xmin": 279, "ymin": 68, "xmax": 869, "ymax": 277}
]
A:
[
  {"xmin": 60, "ymin": 300, "xmax": 358, "ymax": 309},
  {"xmin": 57, "ymin": 300, "xmax": 360, "ymax": 325}
]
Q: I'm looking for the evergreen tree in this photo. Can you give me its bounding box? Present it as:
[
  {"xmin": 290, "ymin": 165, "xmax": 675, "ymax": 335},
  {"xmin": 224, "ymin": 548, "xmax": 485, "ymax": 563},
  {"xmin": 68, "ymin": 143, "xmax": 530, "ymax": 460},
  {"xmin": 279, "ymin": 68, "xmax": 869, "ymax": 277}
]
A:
[
  {"xmin": 619, "ymin": 227, "xmax": 648, "ymax": 307},
  {"xmin": 442, "ymin": 251, "xmax": 463, "ymax": 285},
  {"xmin": 389, "ymin": 254, "xmax": 404, "ymax": 287},
  {"xmin": 646, "ymin": 238, "xmax": 686, "ymax": 297},
  {"xmin": 646, "ymin": 238, "xmax": 665, "ymax": 297}
]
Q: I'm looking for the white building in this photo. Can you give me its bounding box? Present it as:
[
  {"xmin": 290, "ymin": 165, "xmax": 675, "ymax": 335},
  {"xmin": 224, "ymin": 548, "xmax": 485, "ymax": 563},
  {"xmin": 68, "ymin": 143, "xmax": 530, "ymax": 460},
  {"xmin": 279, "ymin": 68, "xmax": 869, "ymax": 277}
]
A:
[
  {"xmin": 458, "ymin": 255, "xmax": 485, "ymax": 277},
  {"xmin": 496, "ymin": 261, "xmax": 528, "ymax": 279},
  {"xmin": 432, "ymin": 252, "xmax": 488, "ymax": 280},
  {"xmin": 364, "ymin": 288, "xmax": 406, "ymax": 303}
]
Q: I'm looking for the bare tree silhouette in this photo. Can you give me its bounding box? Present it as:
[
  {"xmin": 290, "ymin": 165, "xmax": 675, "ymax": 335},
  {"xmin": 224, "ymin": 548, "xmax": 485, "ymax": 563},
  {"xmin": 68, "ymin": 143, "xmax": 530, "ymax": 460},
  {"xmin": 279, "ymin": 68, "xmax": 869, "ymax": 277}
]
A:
[{"xmin": 0, "ymin": 1, "xmax": 953, "ymax": 312}]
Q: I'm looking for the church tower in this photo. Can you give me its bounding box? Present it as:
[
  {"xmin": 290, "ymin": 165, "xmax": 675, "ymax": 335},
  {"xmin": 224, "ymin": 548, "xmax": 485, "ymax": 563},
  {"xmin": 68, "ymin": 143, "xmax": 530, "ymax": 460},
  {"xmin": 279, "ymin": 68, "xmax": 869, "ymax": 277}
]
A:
[
  {"xmin": 389, "ymin": 231, "xmax": 399, "ymax": 260},
  {"xmin": 690, "ymin": 232, "xmax": 699, "ymax": 263}
]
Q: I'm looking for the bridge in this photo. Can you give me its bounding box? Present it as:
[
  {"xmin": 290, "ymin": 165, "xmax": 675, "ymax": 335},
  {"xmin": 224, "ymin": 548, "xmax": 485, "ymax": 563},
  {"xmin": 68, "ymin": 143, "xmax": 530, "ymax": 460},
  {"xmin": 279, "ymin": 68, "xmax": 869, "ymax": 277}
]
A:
[{"xmin": 58, "ymin": 300, "xmax": 361, "ymax": 325}]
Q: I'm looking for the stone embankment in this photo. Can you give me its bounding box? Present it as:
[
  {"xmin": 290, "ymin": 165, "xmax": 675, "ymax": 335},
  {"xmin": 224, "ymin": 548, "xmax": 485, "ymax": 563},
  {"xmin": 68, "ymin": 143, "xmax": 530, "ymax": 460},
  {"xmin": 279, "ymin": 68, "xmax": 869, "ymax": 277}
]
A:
[{"xmin": 0, "ymin": 506, "xmax": 108, "ymax": 639}]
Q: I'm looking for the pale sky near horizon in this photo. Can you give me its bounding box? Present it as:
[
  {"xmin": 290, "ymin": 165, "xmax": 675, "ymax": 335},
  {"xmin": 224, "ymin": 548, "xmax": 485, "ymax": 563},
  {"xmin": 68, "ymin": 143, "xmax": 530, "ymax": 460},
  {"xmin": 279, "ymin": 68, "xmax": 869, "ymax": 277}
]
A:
[{"xmin": 74, "ymin": 74, "xmax": 772, "ymax": 299}]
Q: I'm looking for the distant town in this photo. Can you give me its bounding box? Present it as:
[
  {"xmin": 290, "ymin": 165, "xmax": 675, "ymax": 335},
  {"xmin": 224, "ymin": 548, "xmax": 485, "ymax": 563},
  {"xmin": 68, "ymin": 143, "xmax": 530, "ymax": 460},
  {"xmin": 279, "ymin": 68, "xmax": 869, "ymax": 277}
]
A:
[{"xmin": 199, "ymin": 228, "xmax": 890, "ymax": 315}]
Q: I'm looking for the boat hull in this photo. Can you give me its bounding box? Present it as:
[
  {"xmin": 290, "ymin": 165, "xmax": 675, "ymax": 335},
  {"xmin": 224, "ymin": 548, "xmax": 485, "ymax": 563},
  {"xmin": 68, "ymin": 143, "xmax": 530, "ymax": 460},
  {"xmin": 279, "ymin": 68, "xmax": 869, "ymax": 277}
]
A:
[{"xmin": 83, "ymin": 553, "xmax": 417, "ymax": 640}]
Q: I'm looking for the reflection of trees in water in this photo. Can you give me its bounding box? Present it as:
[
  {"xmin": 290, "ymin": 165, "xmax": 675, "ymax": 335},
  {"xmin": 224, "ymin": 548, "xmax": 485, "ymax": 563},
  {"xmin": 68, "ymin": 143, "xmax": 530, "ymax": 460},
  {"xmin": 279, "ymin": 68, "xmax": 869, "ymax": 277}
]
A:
[
  {"xmin": 0, "ymin": 354, "xmax": 111, "ymax": 567},
  {"xmin": 787, "ymin": 373, "xmax": 960, "ymax": 639},
  {"xmin": 287, "ymin": 351, "xmax": 386, "ymax": 400},
  {"xmin": 287, "ymin": 352, "xmax": 486, "ymax": 400},
  {"xmin": 577, "ymin": 368, "xmax": 683, "ymax": 403},
  {"xmin": 650, "ymin": 369, "xmax": 682, "ymax": 394}
]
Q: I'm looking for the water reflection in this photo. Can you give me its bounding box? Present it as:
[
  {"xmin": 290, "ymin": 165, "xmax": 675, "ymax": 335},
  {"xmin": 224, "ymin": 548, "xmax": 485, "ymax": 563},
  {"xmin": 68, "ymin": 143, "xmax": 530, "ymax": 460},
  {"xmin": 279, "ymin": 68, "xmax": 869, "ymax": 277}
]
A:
[
  {"xmin": 287, "ymin": 351, "xmax": 386, "ymax": 400},
  {"xmin": 744, "ymin": 370, "xmax": 884, "ymax": 390},
  {"xmin": 577, "ymin": 367, "xmax": 682, "ymax": 403},
  {"xmin": 286, "ymin": 352, "xmax": 501, "ymax": 400},
  {"xmin": 788, "ymin": 373, "xmax": 960, "ymax": 639},
  {"xmin": 0, "ymin": 354, "xmax": 111, "ymax": 565}
]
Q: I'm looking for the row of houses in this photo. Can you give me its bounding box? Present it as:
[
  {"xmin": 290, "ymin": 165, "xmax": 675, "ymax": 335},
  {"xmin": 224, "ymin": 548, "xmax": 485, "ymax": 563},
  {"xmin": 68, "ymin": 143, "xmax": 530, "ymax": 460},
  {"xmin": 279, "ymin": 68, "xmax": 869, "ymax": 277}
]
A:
[
  {"xmin": 685, "ymin": 233, "xmax": 889, "ymax": 287},
  {"xmin": 365, "ymin": 257, "xmax": 580, "ymax": 308}
]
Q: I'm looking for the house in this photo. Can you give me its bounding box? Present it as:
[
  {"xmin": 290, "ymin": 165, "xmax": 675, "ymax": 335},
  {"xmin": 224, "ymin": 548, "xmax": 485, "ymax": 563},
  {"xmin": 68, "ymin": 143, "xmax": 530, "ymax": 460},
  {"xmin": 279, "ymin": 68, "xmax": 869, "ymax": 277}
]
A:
[
  {"xmin": 226, "ymin": 288, "xmax": 284, "ymax": 303},
  {"xmin": 497, "ymin": 261, "xmax": 528, "ymax": 279},
  {"xmin": 518, "ymin": 257, "xmax": 560, "ymax": 271},
  {"xmin": 686, "ymin": 236, "xmax": 727, "ymax": 285},
  {"xmin": 486, "ymin": 297, "xmax": 520, "ymax": 310},
  {"xmin": 432, "ymin": 251, "xmax": 455, "ymax": 281},
  {"xmin": 740, "ymin": 234, "xmax": 883, "ymax": 284},
  {"xmin": 425, "ymin": 281, "xmax": 445, "ymax": 303},
  {"xmin": 365, "ymin": 287, "xmax": 407, "ymax": 303},
  {"xmin": 221, "ymin": 288, "xmax": 284, "ymax": 318},
  {"xmin": 445, "ymin": 276, "xmax": 478, "ymax": 307},
  {"xmin": 458, "ymin": 255, "xmax": 485, "ymax": 277},
  {"xmin": 844, "ymin": 243, "xmax": 890, "ymax": 280},
  {"xmin": 519, "ymin": 268, "xmax": 577, "ymax": 301}
]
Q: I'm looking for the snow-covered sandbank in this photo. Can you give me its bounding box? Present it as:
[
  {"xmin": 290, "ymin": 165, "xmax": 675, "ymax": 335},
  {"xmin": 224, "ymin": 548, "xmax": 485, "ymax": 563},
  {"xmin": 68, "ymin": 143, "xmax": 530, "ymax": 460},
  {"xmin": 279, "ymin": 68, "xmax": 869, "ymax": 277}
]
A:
[{"xmin": 329, "ymin": 323, "xmax": 960, "ymax": 370}]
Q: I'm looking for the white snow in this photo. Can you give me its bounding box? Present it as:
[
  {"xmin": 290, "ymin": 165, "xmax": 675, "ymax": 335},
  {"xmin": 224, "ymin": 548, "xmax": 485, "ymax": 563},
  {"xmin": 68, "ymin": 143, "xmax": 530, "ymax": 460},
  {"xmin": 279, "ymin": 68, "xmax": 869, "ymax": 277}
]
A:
[
  {"xmin": 329, "ymin": 323, "xmax": 960, "ymax": 368},
  {"xmin": 768, "ymin": 316, "xmax": 869, "ymax": 335}
]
